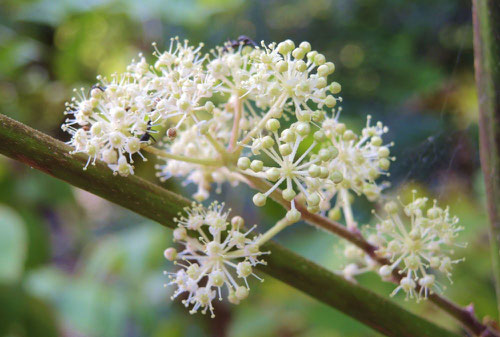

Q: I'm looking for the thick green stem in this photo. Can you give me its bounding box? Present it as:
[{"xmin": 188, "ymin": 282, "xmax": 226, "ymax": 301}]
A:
[
  {"xmin": 472, "ymin": 0, "xmax": 500, "ymax": 322},
  {"xmin": 0, "ymin": 113, "xmax": 461, "ymax": 337}
]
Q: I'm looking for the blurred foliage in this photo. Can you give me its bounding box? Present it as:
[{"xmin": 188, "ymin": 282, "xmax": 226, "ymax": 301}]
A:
[{"xmin": 0, "ymin": 0, "xmax": 493, "ymax": 336}]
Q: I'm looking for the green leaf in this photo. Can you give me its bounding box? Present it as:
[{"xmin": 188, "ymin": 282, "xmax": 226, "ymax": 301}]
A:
[{"xmin": 0, "ymin": 205, "xmax": 27, "ymax": 282}]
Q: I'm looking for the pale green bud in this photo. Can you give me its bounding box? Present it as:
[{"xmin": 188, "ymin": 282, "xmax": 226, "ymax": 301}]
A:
[
  {"xmin": 250, "ymin": 160, "xmax": 264, "ymax": 172},
  {"xmin": 299, "ymin": 41, "xmax": 311, "ymax": 53},
  {"xmin": 237, "ymin": 157, "xmax": 251, "ymax": 170},
  {"xmin": 371, "ymin": 136, "xmax": 382, "ymax": 146},
  {"xmin": 286, "ymin": 208, "xmax": 301, "ymax": 223},
  {"xmin": 313, "ymin": 131, "xmax": 326, "ymax": 142},
  {"xmin": 266, "ymin": 168, "xmax": 281, "ymax": 181},
  {"xmin": 276, "ymin": 144, "xmax": 291, "ymax": 157},
  {"xmin": 295, "ymin": 59, "xmax": 307, "ymax": 71},
  {"xmin": 262, "ymin": 135, "xmax": 275, "ymax": 148},
  {"xmin": 379, "ymin": 158, "xmax": 391, "ymax": 171},
  {"xmin": 282, "ymin": 188, "xmax": 296, "ymax": 201},
  {"xmin": 307, "ymin": 193, "xmax": 320, "ymax": 206},
  {"xmin": 308, "ymin": 164, "xmax": 321, "ymax": 177},
  {"xmin": 384, "ymin": 201, "xmax": 398, "ymax": 214},
  {"xmin": 253, "ymin": 193, "xmax": 267, "ymax": 207},
  {"xmin": 330, "ymin": 171, "xmax": 343, "ymax": 184},
  {"xmin": 314, "ymin": 53, "xmax": 326, "ymax": 65},
  {"xmin": 277, "ymin": 60, "xmax": 288, "ymax": 72},
  {"xmin": 325, "ymin": 95, "xmax": 337, "ymax": 108},
  {"xmin": 266, "ymin": 118, "xmax": 281, "ymax": 132},
  {"xmin": 296, "ymin": 122, "xmax": 310, "ymax": 136},
  {"xmin": 292, "ymin": 48, "xmax": 306, "ymax": 60},
  {"xmin": 329, "ymin": 82, "xmax": 342, "ymax": 94},
  {"xmin": 378, "ymin": 147, "xmax": 390, "ymax": 158}
]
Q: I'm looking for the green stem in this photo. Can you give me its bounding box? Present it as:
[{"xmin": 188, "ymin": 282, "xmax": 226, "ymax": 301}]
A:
[
  {"xmin": 203, "ymin": 132, "xmax": 231, "ymax": 162},
  {"xmin": 473, "ymin": 0, "xmax": 500, "ymax": 322},
  {"xmin": 340, "ymin": 188, "xmax": 357, "ymax": 231},
  {"xmin": 237, "ymin": 93, "xmax": 287, "ymax": 149},
  {"xmin": 256, "ymin": 217, "xmax": 291, "ymax": 246},
  {"xmin": 143, "ymin": 146, "xmax": 221, "ymax": 166},
  {"xmin": 228, "ymin": 96, "xmax": 242, "ymax": 152},
  {"xmin": 0, "ymin": 113, "xmax": 461, "ymax": 337}
]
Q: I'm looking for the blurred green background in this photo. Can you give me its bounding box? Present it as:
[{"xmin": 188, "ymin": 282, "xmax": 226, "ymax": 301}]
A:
[{"xmin": 0, "ymin": 0, "xmax": 492, "ymax": 336}]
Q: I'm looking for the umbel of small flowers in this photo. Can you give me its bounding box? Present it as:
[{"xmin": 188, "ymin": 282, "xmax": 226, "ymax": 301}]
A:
[
  {"xmin": 321, "ymin": 114, "xmax": 394, "ymax": 230},
  {"xmin": 369, "ymin": 191, "xmax": 464, "ymax": 301},
  {"xmin": 162, "ymin": 201, "xmax": 300, "ymax": 317},
  {"xmin": 238, "ymin": 115, "xmax": 339, "ymax": 214}
]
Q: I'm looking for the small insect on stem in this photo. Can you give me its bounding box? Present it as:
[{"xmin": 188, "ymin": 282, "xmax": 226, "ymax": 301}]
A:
[
  {"xmin": 223, "ymin": 35, "xmax": 257, "ymax": 52},
  {"xmin": 140, "ymin": 121, "xmax": 157, "ymax": 143}
]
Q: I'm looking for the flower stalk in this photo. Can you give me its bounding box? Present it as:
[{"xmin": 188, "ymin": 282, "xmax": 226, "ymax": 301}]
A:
[{"xmin": 473, "ymin": 0, "xmax": 500, "ymax": 321}]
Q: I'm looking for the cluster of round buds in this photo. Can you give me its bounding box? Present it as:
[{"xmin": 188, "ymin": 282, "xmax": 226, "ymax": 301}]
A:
[
  {"xmin": 208, "ymin": 43, "xmax": 266, "ymax": 106},
  {"xmin": 164, "ymin": 202, "xmax": 268, "ymax": 317},
  {"xmin": 258, "ymin": 40, "xmax": 341, "ymax": 118},
  {"xmin": 321, "ymin": 114, "xmax": 393, "ymax": 207},
  {"xmin": 62, "ymin": 74, "xmax": 156, "ymax": 176},
  {"xmin": 371, "ymin": 192, "xmax": 464, "ymax": 301},
  {"xmin": 138, "ymin": 38, "xmax": 217, "ymax": 129},
  {"xmin": 237, "ymin": 115, "xmax": 338, "ymax": 218}
]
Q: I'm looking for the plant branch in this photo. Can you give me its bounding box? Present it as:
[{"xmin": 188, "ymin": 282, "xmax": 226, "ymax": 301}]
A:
[
  {"xmin": 473, "ymin": 0, "xmax": 500, "ymax": 322},
  {"xmin": 0, "ymin": 113, "xmax": 460, "ymax": 337}
]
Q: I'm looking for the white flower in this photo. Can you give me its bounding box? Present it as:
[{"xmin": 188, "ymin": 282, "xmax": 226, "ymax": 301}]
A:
[
  {"xmin": 257, "ymin": 40, "xmax": 340, "ymax": 118},
  {"xmin": 238, "ymin": 117, "xmax": 338, "ymax": 214},
  {"xmin": 164, "ymin": 202, "xmax": 268, "ymax": 317},
  {"xmin": 62, "ymin": 74, "xmax": 154, "ymax": 175},
  {"xmin": 140, "ymin": 38, "xmax": 216, "ymax": 128},
  {"xmin": 373, "ymin": 192, "xmax": 464, "ymax": 301},
  {"xmin": 321, "ymin": 114, "xmax": 393, "ymax": 205}
]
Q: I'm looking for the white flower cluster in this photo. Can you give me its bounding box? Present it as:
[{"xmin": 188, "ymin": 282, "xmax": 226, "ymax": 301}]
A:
[
  {"xmin": 238, "ymin": 116, "xmax": 339, "ymax": 214},
  {"xmin": 163, "ymin": 202, "xmax": 267, "ymax": 317},
  {"xmin": 63, "ymin": 74, "xmax": 154, "ymax": 176},
  {"xmin": 62, "ymin": 38, "xmax": 346, "ymax": 197},
  {"xmin": 63, "ymin": 36, "xmax": 466, "ymax": 306},
  {"xmin": 370, "ymin": 192, "xmax": 464, "ymax": 301},
  {"xmin": 239, "ymin": 112, "xmax": 393, "ymax": 226},
  {"xmin": 322, "ymin": 114, "xmax": 392, "ymax": 201}
]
